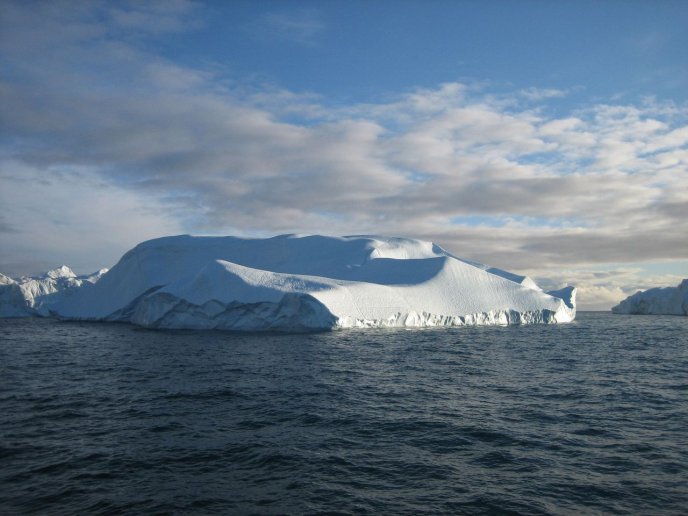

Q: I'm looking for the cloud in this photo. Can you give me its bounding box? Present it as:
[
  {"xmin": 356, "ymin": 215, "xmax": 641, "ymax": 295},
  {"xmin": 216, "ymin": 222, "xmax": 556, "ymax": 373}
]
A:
[
  {"xmin": 519, "ymin": 87, "xmax": 567, "ymax": 101},
  {"xmin": 248, "ymin": 10, "xmax": 326, "ymax": 46},
  {"xmin": 107, "ymin": 0, "xmax": 200, "ymax": 34},
  {"xmin": 0, "ymin": 1, "xmax": 686, "ymax": 308},
  {"xmin": 0, "ymin": 162, "xmax": 184, "ymax": 276},
  {"xmin": 628, "ymin": 30, "xmax": 669, "ymax": 55}
]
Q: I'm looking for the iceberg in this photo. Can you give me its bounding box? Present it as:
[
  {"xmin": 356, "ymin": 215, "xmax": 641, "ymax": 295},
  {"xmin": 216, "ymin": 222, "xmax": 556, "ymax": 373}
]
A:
[
  {"xmin": 0, "ymin": 273, "xmax": 33, "ymax": 317},
  {"xmin": 0, "ymin": 266, "xmax": 108, "ymax": 317},
  {"xmin": 612, "ymin": 279, "xmax": 688, "ymax": 316},
  {"xmin": 49, "ymin": 234, "xmax": 576, "ymax": 331}
]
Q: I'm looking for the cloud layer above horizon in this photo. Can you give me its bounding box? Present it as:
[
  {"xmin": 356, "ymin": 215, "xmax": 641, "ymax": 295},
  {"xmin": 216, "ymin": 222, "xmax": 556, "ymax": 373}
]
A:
[{"xmin": 1, "ymin": 1, "xmax": 687, "ymax": 309}]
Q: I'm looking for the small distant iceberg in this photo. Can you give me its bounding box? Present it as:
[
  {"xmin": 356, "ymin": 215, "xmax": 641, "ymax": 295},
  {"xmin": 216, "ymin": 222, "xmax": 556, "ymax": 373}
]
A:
[
  {"xmin": 612, "ymin": 279, "xmax": 688, "ymax": 316},
  {"xmin": 0, "ymin": 266, "xmax": 108, "ymax": 317},
  {"xmin": 1, "ymin": 235, "xmax": 576, "ymax": 331}
]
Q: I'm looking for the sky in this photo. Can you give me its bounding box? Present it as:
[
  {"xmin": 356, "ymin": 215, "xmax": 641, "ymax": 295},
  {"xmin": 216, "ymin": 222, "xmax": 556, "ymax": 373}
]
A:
[{"xmin": 1, "ymin": 0, "xmax": 687, "ymax": 310}]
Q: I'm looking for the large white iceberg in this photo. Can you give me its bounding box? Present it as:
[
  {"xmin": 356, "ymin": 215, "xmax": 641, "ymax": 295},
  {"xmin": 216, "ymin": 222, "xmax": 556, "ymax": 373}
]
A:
[
  {"xmin": 612, "ymin": 279, "xmax": 688, "ymax": 316},
  {"xmin": 48, "ymin": 234, "xmax": 576, "ymax": 331}
]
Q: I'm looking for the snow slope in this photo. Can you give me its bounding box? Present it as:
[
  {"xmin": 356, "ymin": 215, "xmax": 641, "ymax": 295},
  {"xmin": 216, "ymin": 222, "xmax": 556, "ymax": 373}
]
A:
[
  {"xmin": 612, "ymin": 279, "xmax": 688, "ymax": 316},
  {"xmin": 54, "ymin": 234, "xmax": 576, "ymax": 331}
]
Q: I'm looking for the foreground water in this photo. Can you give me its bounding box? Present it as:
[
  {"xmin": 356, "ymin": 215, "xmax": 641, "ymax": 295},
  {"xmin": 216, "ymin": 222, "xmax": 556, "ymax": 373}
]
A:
[{"xmin": 1, "ymin": 313, "xmax": 687, "ymax": 514}]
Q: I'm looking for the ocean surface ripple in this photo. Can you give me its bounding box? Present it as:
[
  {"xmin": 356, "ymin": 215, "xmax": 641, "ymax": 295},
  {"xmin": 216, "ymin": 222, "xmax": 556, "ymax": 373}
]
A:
[{"xmin": 1, "ymin": 313, "xmax": 687, "ymax": 514}]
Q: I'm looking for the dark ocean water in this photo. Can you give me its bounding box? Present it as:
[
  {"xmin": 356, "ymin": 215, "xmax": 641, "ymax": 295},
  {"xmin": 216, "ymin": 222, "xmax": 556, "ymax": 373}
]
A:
[{"xmin": 1, "ymin": 312, "xmax": 687, "ymax": 515}]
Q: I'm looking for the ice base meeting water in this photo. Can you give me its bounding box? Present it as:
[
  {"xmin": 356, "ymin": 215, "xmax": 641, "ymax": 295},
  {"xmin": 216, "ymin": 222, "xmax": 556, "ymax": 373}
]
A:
[{"xmin": 1, "ymin": 312, "xmax": 687, "ymax": 514}]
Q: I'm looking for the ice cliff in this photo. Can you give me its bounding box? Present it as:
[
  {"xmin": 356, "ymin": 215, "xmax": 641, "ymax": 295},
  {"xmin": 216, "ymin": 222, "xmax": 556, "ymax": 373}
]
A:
[
  {"xmin": 43, "ymin": 234, "xmax": 576, "ymax": 331},
  {"xmin": 612, "ymin": 279, "xmax": 688, "ymax": 316}
]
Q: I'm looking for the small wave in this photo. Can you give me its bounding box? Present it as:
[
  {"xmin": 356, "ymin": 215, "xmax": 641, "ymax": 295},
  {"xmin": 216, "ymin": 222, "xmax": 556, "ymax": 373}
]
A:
[
  {"xmin": 160, "ymin": 387, "xmax": 239, "ymax": 401},
  {"xmin": 471, "ymin": 450, "xmax": 517, "ymax": 467}
]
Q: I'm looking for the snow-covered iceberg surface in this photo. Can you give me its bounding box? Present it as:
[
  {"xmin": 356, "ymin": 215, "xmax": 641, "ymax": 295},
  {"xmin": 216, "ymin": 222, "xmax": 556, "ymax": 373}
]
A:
[
  {"xmin": 612, "ymin": 279, "xmax": 688, "ymax": 316},
  {"xmin": 0, "ymin": 266, "xmax": 108, "ymax": 317},
  {"xmin": 50, "ymin": 234, "xmax": 575, "ymax": 331}
]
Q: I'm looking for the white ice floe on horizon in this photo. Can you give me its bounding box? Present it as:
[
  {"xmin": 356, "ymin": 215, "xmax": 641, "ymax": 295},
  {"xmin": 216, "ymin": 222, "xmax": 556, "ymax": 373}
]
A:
[
  {"xmin": 612, "ymin": 279, "xmax": 688, "ymax": 316},
  {"xmin": 42, "ymin": 234, "xmax": 576, "ymax": 331}
]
